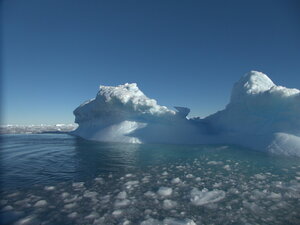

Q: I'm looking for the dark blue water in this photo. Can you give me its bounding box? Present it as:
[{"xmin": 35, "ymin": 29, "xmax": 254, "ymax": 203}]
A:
[{"xmin": 1, "ymin": 134, "xmax": 300, "ymax": 225}]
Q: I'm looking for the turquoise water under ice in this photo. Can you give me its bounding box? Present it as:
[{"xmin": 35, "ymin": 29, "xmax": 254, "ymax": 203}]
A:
[{"xmin": 1, "ymin": 134, "xmax": 300, "ymax": 224}]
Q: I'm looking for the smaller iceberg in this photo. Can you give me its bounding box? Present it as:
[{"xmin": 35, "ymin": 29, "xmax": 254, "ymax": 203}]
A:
[{"xmin": 72, "ymin": 71, "xmax": 300, "ymax": 157}]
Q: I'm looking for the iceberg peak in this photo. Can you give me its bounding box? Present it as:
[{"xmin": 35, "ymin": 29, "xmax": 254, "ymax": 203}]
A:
[
  {"xmin": 174, "ymin": 106, "xmax": 190, "ymax": 118},
  {"xmin": 73, "ymin": 82, "xmax": 175, "ymax": 125},
  {"xmin": 230, "ymin": 71, "xmax": 275, "ymax": 103}
]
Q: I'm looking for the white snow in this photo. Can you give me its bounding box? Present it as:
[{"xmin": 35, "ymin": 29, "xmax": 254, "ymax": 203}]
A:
[{"xmin": 72, "ymin": 71, "xmax": 300, "ymax": 156}]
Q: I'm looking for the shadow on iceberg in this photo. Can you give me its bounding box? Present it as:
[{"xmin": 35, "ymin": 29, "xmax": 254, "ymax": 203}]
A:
[{"xmin": 71, "ymin": 71, "xmax": 300, "ymax": 157}]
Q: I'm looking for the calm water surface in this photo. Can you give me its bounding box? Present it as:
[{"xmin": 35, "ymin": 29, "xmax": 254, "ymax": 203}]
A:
[{"xmin": 1, "ymin": 134, "xmax": 300, "ymax": 225}]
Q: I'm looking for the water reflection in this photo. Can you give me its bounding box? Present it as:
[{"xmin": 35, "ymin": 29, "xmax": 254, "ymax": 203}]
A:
[
  {"xmin": 2, "ymin": 134, "xmax": 300, "ymax": 191},
  {"xmin": 73, "ymin": 137, "xmax": 141, "ymax": 177}
]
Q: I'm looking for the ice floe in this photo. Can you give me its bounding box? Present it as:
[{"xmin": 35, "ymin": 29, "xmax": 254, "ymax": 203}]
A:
[{"xmin": 190, "ymin": 188, "xmax": 226, "ymax": 206}]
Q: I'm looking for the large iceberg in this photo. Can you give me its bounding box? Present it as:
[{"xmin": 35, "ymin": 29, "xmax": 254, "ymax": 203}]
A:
[{"xmin": 72, "ymin": 71, "xmax": 300, "ymax": 156}]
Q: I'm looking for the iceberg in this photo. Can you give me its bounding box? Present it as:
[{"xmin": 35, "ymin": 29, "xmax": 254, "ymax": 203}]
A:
[{"xmin": 72, "ymin": 71, "xmax": 300, "ymax": 156}]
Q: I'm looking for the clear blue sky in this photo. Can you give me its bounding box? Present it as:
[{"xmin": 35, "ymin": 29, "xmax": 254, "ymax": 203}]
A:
[{"xmin": 2, "ymin": 0, "xmax": 300, "ymax": 125}]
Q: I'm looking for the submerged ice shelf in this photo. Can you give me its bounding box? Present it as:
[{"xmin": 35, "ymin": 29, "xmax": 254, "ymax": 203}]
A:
[{"xmin": 72, "ymin": 71, "xmax": 300, "ymax": 156}]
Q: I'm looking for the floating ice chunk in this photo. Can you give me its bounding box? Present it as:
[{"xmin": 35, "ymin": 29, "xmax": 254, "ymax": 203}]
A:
[
  {"xmin": 3, "ymin": 205, "xmax": 13, "ymax": 211},
  {"xmin": 162, "ymin": 171, "xmax": 168, "ymax": 176},
  {"xmin": 171, "ymin": 178, "xmax": 181, "ymax": 184},
  {"xmin": 72, "ymin": 182, "xmax": 84, "ymax": 188},
  {"xmin": 252, "ymin": 189, "xmax": 267, "ymax": 199},
  {"xmin": 223, "ymin": 165, "xmax": 231, "ymax": 171},
  {"xmin": 114, "ymin": 199, "xmax": 130, "ymax": 208},
  {"xmin": 100, "ymin": 195, "xmax": 110, "ymax": 204},
  {"xmin": 7, "ymin": 192, "xmax": 20, "ymax": 198},
  {"xmin": 144, "ymin": 191, "xmax": 156, "ymax": 198},
  {"xmin": 157, "ymin": 187, "xmax": 172, "ymax": 197},
  {"xmin": 14, "ymin": 216, "xmax": 36, "ymax": 225},
  {"xmin": 67, "ymin": 212, "xmax": 78, "ymax": 219},
  {"xmin": 64, "ymin": 195, "xmax": 79, "ymax": 203},
  {"xmin": 117, "ymin": 191, "xmax": 127, "ymax": 199},
  {"xmin": 242, "ymin": 200, "xmax": 263, "ymax": 214},
  {"xmin": 85, "ymin": 212, "xmax": 99, "ymax": 219},
  {"xmin": 140, "ymin": 218, "xmax": 161, "ymax": 225},
  {"xmin": 144, "ymin": 209, "xmax": 152, "ymax": 215},
  {"xmin": 34, "ymin": 200, "xmax": 47, "ymax": 207},
  {"xmin": 142, "ymin": 176, "xmax": 150, "ymax": 183},
  {"xmin": 83, "ymin": 191, "xmax": 98, "ymax": 198},
  {"xmin": 112, "ymin": 209, "xmax": 123, "ymax": 217},
  {"xmin": 94, "ymin": 177, "xmax": 104, "ymax": 184},
  {"xmin": 207, "ymin": 161, "xmax": 222, "ymax": 165},
  {"xmin": 163, "ymin": 218, "xmax": 196, "ymax": 225},
  {"xmin": 123, "ymin": 220, "xmax": 131, "ymax": 225},
  {"xmin": 61, "ymin": 192, "xmax": 70, "ymax": 199},
  {"xmin": 44, "ymin": 186, "xmax": 55, "ymax": 191},
  {"xmin": 64, "ymin": 203, "xmax": 77, "ymax": 209},
  {"xmin": 213, "ymin": 182, "xmax": 222, "ymax": 188},
  {"xmin": 190, "ymin": 188, "xmax": 225, "ymax": 206},
  {"xmin": 163, "ymin": 199, "xmax": 177, "ymax": 209},
  {"xmin": 269, "ymin": 192, "xmax": 282, "ymax": 199},
  {"xmin": 124, "ymin": 180, "xmax": 139, "ymax": 189},
  {"xmin": 195, "ymin": 177, "xmax": 201, "ymax": 182},
  {"xmin": 254, "ymin": 174, "xmax": 266, "ymax": 180},
  {"xmin": 185, "ymin": 174, "xmax": 194, "ymax": 178},
  {"xmin": 141, "ymin": 217, "xmax": 196, "ymax": 225},
  {"xmin": 228, "ymin": 188, "xmax": 239, "ymax": 194}
]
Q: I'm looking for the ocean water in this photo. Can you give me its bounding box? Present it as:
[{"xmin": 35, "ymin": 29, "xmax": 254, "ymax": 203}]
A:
[{"xmin": 1, "ymin": 134, "xmax": 300, "ymax": 225}]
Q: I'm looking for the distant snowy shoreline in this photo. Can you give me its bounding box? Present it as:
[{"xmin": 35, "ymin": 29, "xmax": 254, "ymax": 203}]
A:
[{"xmin": 0, "ymin": 124, "xmax": 78, "ymax": 134}]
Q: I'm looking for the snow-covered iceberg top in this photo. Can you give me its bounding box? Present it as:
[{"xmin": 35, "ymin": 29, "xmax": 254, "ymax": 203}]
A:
[
  {"xmin": 74, "ymin": 83, "xmax": 175, "ymax": 125},
  {"xmin": 72, "ymin": 71, "xmax": 300, "ymax": 157}
]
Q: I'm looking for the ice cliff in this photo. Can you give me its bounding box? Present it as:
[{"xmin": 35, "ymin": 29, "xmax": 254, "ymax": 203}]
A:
[{"xmin": 72, "ymin": 71, "xmax": 300, "ymax": 156}]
